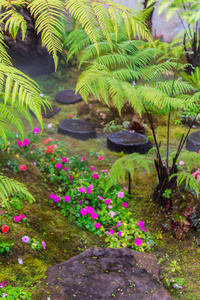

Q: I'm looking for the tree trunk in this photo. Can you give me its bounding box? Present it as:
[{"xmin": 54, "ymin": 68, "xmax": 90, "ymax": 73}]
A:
[{"xmin": 143, "ymin": 0, "xmax": 155, "ymax": 33}]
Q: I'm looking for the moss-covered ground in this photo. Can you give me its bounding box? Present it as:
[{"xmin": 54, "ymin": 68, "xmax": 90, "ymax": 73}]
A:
[{"xmin": 0, "ymin": 64, "xmax": 200, "ymax": 299}]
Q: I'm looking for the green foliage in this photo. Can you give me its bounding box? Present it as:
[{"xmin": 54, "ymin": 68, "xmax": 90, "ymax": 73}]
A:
[
  {"xmin": 0, "ymin": 241, "xmax": 14, "ymax": 253},
  {"xmin": 0, "ymin": 285, "xmax": 32, "ymax": 300},
  {"xmin": 170, "ymin": 171, "xmax": 200, "ymax": 197}
]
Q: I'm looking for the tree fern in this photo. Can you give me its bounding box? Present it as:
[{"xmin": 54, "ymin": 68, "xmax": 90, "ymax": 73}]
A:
[
  {"xmin": 28, "ymin": 0, "xmax": 66, "ymax": 71},
  {"xmin": 0, "ymin": 175, "xmax": 35, "ymax": 206},
  {"xmin": 170, "ymin": 172, "xmax": 200, "ymax": 197}
]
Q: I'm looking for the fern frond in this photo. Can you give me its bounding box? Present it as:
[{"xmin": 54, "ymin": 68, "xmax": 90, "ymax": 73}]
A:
[
  {"xmin": 0, "ymin": 119, "xmax": 9, "ymax": 147},
  {"xmin": 179, "ymin": 151, "xmax": 200, "ymax": 172},
  {"xmin": 0, "ymin": 175, "xmax": 35, "ymax": 206},
  {"xmin": 170, "ymin": 171, "xmax": 200, "ymax": 197},
  {"xmin": 29, "ymin": 0, "xmax": 66, "ymax": 71},
  {"xmin": 0, "ymin": 28, "xmax": 11, "ymax": 65},
  {"xmin": 155, "ymin": 80, "xmax": 194, "ymax": 96}
]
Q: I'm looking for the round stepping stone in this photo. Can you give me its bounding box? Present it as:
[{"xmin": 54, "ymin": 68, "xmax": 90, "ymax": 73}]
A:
[
  {"xmin": 55, "ymin": 90, "xmax": 82, "ymax": 105},
  {"xmin": 41, "ymin": 105, "xmax": 61, "ymax": 118},
  {"xmin": 58, "ymin": 119, "xmax": 95, "ymax": 141},
  {"xmin": 107, "ymin": 131, "xmax": 152, "ymax": 154},
  {"xmin": 186, "ymin": 130, "xmax": 200, "ymax": 152}
]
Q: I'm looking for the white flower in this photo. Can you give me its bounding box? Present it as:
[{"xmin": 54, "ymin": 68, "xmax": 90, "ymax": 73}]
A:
[
  {"xmin": 39, "ymin": 93, "xmax": 44, "ymax": 97},
  {"xmin": 18, "ymin": 258, "xmax": 23, "ymax": 265},
  {"xmin": 109, "ymin": 211, "xmax": 116, "ymax": 218},
  {"xmin": 47, "ymin": 123, "xmax": 53, "ymax": 129}
]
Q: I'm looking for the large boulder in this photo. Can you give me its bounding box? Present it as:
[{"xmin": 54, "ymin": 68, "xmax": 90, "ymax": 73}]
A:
[{"xmin": 45, "ymin": 247, "xmax": 172, "ymax": 300}]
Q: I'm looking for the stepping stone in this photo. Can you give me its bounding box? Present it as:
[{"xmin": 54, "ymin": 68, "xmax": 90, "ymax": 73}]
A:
[
  {"xmin": 41, "ymin": 105, "xmax": 61, "ymax": 118},
  {"xmin": 58, "ymin": 119, "xmax": 95, "ymax": 141},
  {"xmin": 107, "ymin": 131, "xmax": 152, "ymax": 154},
  {"xmin": 55, "ymin": 90, "xmax": 82, "ymax": 105},
  {"xmin": 186, "ymin": 130, "xmax": 200, "ymax": 152},
  {"xmin": 45, "ymin": 247, "xmax": 172, "ymax": 300}
]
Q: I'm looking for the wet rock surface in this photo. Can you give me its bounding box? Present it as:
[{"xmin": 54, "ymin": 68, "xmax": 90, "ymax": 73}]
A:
[
  {"xmin": 56, "ymin": 90, "xmax": 82, "ymax": 104},
  {"xmin": 186, "ymin": 131, "xmax": 200, "ymax": 152},
  {"xmin": 107, "ymin": 131, "xmax": 152, "ymax": 154},
  {"xmin": 58, "ymin": 119, "xmax": 96, "ymax": 141},
  {"xmin": 41, "ymin": 105, "xmax": 61, "ymax": 118},
  {"xmin": 45, "ymin": 247, "xmax": 172, "ymax": 300}
]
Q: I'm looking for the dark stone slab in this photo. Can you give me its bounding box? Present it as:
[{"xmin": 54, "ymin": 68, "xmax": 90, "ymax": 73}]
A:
[
  {"xmin": 44, "ymin": 247, "xmax": 172, "ymax": 300},
  {"xmin": 56, "ymin": 90, "xmax": 82, "ymax": 105},
  {"xmin": 41, "ymin": 105, "xmax": 61, "ymax": 118},
  {"xmin": 107, "ymin": 131, "xmax": 152, "ymax": 154},
  {"xmin": 58, "ymin": 119, "xmax": 96, "ymax": 141},
  {"xmin": 186, "ymin": 130, "xmax": 200, "ymax": 152}
]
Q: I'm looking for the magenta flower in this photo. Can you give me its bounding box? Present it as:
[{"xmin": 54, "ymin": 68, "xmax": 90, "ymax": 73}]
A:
[
  {"xmin": 116, "ymin": 221, "xmax": 121, "ymax": 228},
  {"xmin": 142, "ymin": 227, "xmax": 147, "ymax": 232},
  {"xmin": 87, "ymin": 186, "xmax": 92, "ymax": 194},
  {"xmin": 122, "ymin": 202, "xmax": 128, "ymax": 208},
  {"xmin": 64, "ymin": 195, "xmax": 70, "ymax": 202},
  {"xmin": 92, "ymin": 173, "xmax": 99, "ymax": 179},
  {"xmin": 14, "ymin": 216, "xmax": 21, "ymax": 222},
  {"xmin": 87, "ymin": 207, "xmax": 94, "ymax": 214},
  {"xmin": 22, "ymin": 138, "xmax": 30, "ymax": 146},
  {"xmin": 110, "ymin": 228, "xmax": 114, "ymax": 234},
  {"xmin": 179, "ymin": 160, "xmax": 185, "ymax": 166},
  {"xmin": 41, "ymin": 241, "xmax": 46, "ymax": 249},
  {"xmin": 63, "ymin": 167, "xmax": 69, "ymax": 170},
  {"xmin": 134, "ymin": 238, "xmax": 142, "ymax": 246},
  {"xmin": 0, "ymin": 281, "xmax": 7, "ymax": 287},
  {"xmin": 78, "ymin": 187, "xmax": 85, "ymax": 193},
  {"xmin": 80, "ymin": 208, "xmax": 87, "ymax": 216},
  {"xmin": 117, "ymin": 191, "xmax": 124, "ymax": 198},
  {"xmin": 105, "ymin": 199, "xmax": 111, "ymax": 205},
  {"xmin": 94, "ymin": 223, "xmax": 101, "ymax": 229},
  {"xmin": 138, "ymin": 220, "xmax": 144, "ymax": 229},
  {"xmin": 17, "ymin": 140, "xmax": 23, "ymax": 147},
  {"xmin": 82, "ymin": 157, "xmax": 86, "ymax": 161},
  {"xmin": 55, "ymin": 163, "xmax": 62, "ymax": 169},
  {"xmin": 33, "ymin": 127, "xmax": 40, "ymax": 133},
  {"xmin": 98, "ymin": 195, "xmax": 104, "ymax": 200},
  {"xmin": 91, "ymin": 212, "xmax": 98, "ymax": 219},
  {"xmin": 53, "ymin": 195, "xmax": 60, "ymax": 203},
  {"xmin": 117, "ymin": 231, "xmax": 122, "ymax": 237},
  {"xmin": 20, "ymin": 214, "xmax": 26, "ymax": 219},
  {"xmin": 49, "ymin": 193, "xmax": 54, "ymax": 199},
  {"xmin": 79, "ymin": 200, "xmax": 82, "ymax": 206},
  {"xmin": 90, "ymin": 166, "xmax": 97, "ymax": 172},
  {"xmin": 69, "ymin": 175, "xmax": 73, "ymax": 181},
  {"xmin": 62, "ymin": 157, "xmax": 67, "ymax": 163},
  {"xmin": 22, "ymin": 236, "xmax": 30, "ymax": 243}
]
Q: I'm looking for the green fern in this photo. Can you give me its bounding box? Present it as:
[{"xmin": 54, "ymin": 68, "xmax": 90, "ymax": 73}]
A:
[
  {"xmin": 0, "ymin": 175, "xmax": 35, "ymax": 206},
  {"xmin": 170, "ymin": 171, "xmax": 200, "ymax": 197}
]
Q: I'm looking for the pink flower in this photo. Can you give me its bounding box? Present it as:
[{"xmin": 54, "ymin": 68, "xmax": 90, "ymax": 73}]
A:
[
  {"xmin": 14, "ymin": 216, "xmax": 21, "ymax": 222},
  {"xmin": 41, "ymin": 241, "xmax": 46, "ymax": 249},
  {"xmin": 138, "ymin": 220, "xmax": 144, "ymax": 229},
  {"xmin": 142, "ymin": 227, "xmax": 147, "ymax": 232},
  {"xmin": 20, "ymin": 214, "xmax": 26, "ymax": 219},
  {"xmin": 110, "ymin": 228, "xmax": 114, "ymax": 234},
  {"xmin": 53, "ymin": 195, "xmax": 60, "ymax": 203},
  {"xmin": 49, "ymin": 193, "xmax": 54, "ymax": 199},
  {"xmin": 134, "ymin": 238, "xmax": 142, "ymax": 246},
  {"xmin": 62, "ymin": 157, "xmax": 68, "ymax": 163},
  {"xmin": 94, "ymin": 223, "xmax": 101, "ymax": 229},
  {"xmin": 98, "ymin": 195, "xmax": 104, "ymax": 200},
  {"xmin": 116, "ymin": 221, "xmax": 121, "ymax": 228},
  {"xmin": 69, "ymin": 174, "xmax": 73, "ymax": 181},
  {"xmin": 17, "ymin": 140, "xmax": 23, "ymax": 147},
  {"xmin": 98, "ymin": 156, "xmax": 104, "ymax": 161},
  {"xmin": 55, "ymin": 163, "xmax": 62, "ymax": 169},
  {"xmin": 87, "ymin": 207, "xmax": 94, "ymax": 214},
  {"xmin": 90, "ymin": 166, "xmax": 97, "ymax": 172},
  {"xmin": 91, "ymin": 212, "xmax": 98, "ymax": 219},
  {"xmin": 101, "ymin": 169, "xmax": 108, "ymax": 173},
  {"xmin": 122, "ymin": 202, "xmax": 128, "ymax": 208},
  {"xmin": 82, "ymin": 157, "xmax": 86, "ymax": 161},
  {"xmin": 80, "ymin": 208, "xmax": 87, "ymax": 216},
  {"xmin": 22, "ymin": 236, "xmax": 30, "ymax": 243},
  {"xmin": 78, "ymin": 187, "xmax": 85, "ymax": 193},
  {"xmin": 63, "ymin": 167, "xmax": 69, "ymax": 170},
  {"xmin": 123, "ymin": 187, "xmax": 128, "ymax": 191},
  {"xmin": 109, "ymin": 211, "xmax": 116, "ymax": 218},
  {"xmin": 105, "ymin": 199, "xmax": 111, "ymax": 205},
  {"xmin": 20, "ymin": 165, "xmax": 27, "ymax": 171},
  {"xmin": 117, "ymin": 191, "xmax": 124, "ymax": 198},
  {"xmin": 117, "ymin": 231, "xmax": 122, "ymax": 237},
  {"xmin": 92, "ymin": 173, "xmax": 99, "ymax": 179},
  {"xmin": 87, "ymin": 186, "xmax": 92, "ymax": 194},
  {"xmin": 22, "ymin": 139, "xmax": 30, "ymax": 146},
  {"xmin": 33, "ymin": 127, "xmax": 40, "ymax": 133},
  {"xmin": 0, "ymin": 281, "xmax": 7, "ymax": 287},
  {"xmin": 64, "ymin": 195, "xmax": 70, "ymax": 202},
  {"xmin": 79, "ymin": 201, "xmax": 82, "ymax": 206},
  {"xmin": 108, "ymin": 205, "xmax": 113, "ymax": 209},
  {"xmin": 179, "ymin": 160, "xmax": 185, "ymax": 166}
]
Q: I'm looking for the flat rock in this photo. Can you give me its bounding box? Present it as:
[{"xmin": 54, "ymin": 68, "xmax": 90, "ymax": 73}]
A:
[
  {"xmin": 58, "ymin": 119, "xmax": 96, "ymax": 141},
  {"xmin": 56, "ymin": 90, "xmax": 82, "ymax": 105},
  {"xmin": 41, "ymin": 105, "xmax": 61, "ymax": 118},
  {"xmin": 186, "ymin": 130, "xmax": 200, "ymax": 152},
  {"xmin": 107, "ymin": 131, "xmax": 152, "ymax": 154},
  {"xmin": 45, "ymin": 247, "xmax": 172, "ymax": 300}
]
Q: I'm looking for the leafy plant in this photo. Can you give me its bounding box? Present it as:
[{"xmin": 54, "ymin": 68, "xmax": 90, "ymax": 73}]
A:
[
  {"xmin": 0, "ymin": 241, "xmax": 14, "ymax": 253},
  {"xmin": 0, "ymin": 285, "xmax": 32, "ymax": 300}
]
